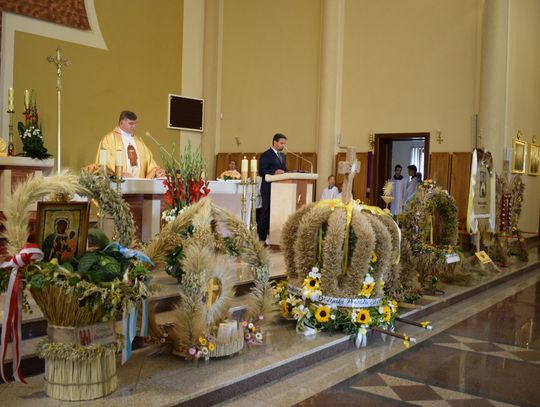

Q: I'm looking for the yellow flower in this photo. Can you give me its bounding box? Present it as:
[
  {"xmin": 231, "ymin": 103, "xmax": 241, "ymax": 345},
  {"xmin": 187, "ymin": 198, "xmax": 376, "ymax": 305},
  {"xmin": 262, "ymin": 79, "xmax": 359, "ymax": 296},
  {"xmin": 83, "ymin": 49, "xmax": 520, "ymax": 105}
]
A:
[
  {"xmin": 304, "ymin": 277, "xmax": 320, "ymax": 291},
  {"xmin": 391, "ymin": 299, "xmax": 398, "ymax": 310},
  {"xmin": 420, "ymin": 321, "xmax": 431, "ymax": 329},
  {"xmin": 371, "ymin": 252, "xmax": 378, "ymax": 263},
  {"xmin": 199, "ymin": 337, "xmax": 207, "ymax": 346},
  {"xmin": 356, "ymin": 309, "xmax": 371, "ymax": 325},
  {"xmin": 403, "ymin": 334, "xmax": 410, "ymax": 348},
  {"xmin": 208, "ymin": 343, "xmax": 216, "ymax": 352},
  {"xmin": 280, "ymin": 299, "xmax": 289, "ymax": 318},
  {"xmin": 381, "ymin": 305, "xmax": 392, "ymax": 323},
  {"xmin": 315, "ymin": 305, "xmax": 331, "ymax": 323},
  {"xmin": 360, "ymin": 282, "xmax": 376, "ymax": 297}
]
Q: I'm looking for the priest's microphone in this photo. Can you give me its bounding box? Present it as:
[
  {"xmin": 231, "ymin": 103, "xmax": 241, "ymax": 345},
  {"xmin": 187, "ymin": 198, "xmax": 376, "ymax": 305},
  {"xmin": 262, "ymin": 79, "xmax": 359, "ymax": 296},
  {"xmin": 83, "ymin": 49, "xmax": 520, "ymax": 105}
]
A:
[
  {"xmin": 284, "ymin": 147, "xmax": 313, "ymax": 173},
  {"xmin": 145, "ymin": 131, "xmax": 181, "ymax": 167}
]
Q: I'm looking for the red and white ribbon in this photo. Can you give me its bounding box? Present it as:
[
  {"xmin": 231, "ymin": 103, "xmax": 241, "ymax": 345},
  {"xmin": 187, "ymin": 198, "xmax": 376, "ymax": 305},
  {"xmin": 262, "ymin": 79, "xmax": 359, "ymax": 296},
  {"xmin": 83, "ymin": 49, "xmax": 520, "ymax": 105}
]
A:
[{"xmin": 1, "ymin": 244, "xmax": 43, "ymax": 383}]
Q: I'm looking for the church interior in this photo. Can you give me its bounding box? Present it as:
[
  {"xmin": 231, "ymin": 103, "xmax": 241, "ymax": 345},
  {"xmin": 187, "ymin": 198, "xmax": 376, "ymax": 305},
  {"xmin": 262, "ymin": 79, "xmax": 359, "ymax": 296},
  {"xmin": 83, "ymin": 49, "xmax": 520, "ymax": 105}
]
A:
[{"xmin": 0, "ymin": 0, "xmax": 539, "ymax": 406}]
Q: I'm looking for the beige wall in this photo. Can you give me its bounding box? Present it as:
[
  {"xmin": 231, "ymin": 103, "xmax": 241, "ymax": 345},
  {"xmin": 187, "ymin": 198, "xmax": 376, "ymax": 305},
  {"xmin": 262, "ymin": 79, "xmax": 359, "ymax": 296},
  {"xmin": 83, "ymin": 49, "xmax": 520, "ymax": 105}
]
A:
[
  {"xmin": 219, "ymin": 0, "xmax": 321, "ymax": 153},
  {"xmin": 507, "ymin": 0, "xmax": 540, "ymax": 232},
  {"xmin": 341, "ymin": 0, "xmax": 480, "ymax": 153},
  {"xmin": 13, "ymin": 0, "xmax": 183, "ymax": 172}
]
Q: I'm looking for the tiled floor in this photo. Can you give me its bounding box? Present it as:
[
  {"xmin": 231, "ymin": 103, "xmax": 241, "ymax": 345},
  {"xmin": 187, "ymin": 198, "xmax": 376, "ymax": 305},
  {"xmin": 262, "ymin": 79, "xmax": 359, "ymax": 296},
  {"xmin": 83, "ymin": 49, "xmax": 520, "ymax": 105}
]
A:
[{"xmin": 294, "ymin": 279, "xmax": 540, "ymax": 407}]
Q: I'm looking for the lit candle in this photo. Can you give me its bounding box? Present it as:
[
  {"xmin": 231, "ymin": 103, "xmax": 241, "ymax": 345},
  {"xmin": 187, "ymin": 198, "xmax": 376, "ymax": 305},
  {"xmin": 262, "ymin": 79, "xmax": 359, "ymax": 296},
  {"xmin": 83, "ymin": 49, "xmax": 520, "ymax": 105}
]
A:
[
  {"xmin": 7, "ymin": 88, "xmax": 14, "ymax": 111},
  {"xmin": 250, "ymin": 156, "xmax": 257, "ymax": 179},
  {"xmin": 115, "ymin": 148, "xmax": 123, "ymax": 167},
  {"xmin": 24, "ymin": 90, "xmax": 30, "ymax": 110},
  {"xmin": 99, "ymin": 145, "xmax": 108, "ymax": 166},
  {"xmin": 241, "ymin": 156, "xmax": 248, "ymax": 182}
]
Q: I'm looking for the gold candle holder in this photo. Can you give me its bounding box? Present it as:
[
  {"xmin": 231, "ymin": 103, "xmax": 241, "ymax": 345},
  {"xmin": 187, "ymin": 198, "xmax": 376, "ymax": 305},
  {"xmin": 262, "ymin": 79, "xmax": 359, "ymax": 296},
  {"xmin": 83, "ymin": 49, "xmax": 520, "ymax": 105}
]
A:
[
  {"xmin": 7, "ymin": 109, "xmax": 15, "ymax": 156},
  {"xmin": 240, "ymin": 180, "xmax": 248, "ymax": 225}
]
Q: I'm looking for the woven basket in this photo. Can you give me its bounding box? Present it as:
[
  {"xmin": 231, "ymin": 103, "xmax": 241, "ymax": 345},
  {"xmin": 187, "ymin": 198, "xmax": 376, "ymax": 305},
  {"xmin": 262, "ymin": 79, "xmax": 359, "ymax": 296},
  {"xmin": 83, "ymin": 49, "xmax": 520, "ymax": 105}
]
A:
[{"xmin": 43, "ymin": 351, "xmax": 117, "ymax": 401}]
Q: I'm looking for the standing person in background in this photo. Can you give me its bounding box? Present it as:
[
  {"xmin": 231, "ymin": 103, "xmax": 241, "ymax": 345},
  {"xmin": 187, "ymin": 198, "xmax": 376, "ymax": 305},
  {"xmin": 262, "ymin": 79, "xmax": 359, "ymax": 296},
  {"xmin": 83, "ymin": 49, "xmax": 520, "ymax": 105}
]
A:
[
  {"xmin": 390, "ymin": 164, "xmax": 407, "ymax": 215},
  {"xmin": 257, "ymin": 133, "xmax": 287, "ymax": 244},
  {"xmin": 404, "ymin": 164, "xmax": 422, "ymax": 206},
  {"xmin": 320, "ymin": 175, "xmax": 341, "ymax": 200}
]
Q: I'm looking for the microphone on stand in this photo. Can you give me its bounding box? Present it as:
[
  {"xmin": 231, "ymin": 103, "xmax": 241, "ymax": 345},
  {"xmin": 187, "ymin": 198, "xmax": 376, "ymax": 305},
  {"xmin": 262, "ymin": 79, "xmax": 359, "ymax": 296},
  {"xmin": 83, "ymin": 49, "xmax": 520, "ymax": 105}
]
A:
[
  {"xmin": 284, "ymin": 147, "xmax": 314, "ymax": 173},
  {"xmin": 145, "ymin": 131, "xmax": 181, "ymax": 167}
]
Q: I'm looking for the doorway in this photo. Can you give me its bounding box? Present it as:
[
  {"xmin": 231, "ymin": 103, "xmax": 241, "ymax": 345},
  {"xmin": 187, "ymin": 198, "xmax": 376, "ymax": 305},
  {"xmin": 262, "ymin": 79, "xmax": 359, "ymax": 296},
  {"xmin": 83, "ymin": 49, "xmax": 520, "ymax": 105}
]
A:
[{"xmin": 373, "ymin": 133, "xmax": 430, "ymax": 208}]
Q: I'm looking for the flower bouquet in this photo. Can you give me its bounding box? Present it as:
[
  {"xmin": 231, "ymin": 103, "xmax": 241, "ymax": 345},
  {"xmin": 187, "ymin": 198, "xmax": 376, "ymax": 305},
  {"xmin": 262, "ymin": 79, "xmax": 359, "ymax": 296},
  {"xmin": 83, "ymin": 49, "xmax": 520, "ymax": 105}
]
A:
[
  {"xmin": 0, "ymin": 171, "xmax": 153, "ymax": 401},
  {"xmin": 160, "ymin": 142, "xmax": 210, "ymax": 282},
  {"xmin": 218, "ymin": 170, "xmax": 241, "ymax": 181},
  {"xmin": 17, "ymin": 90, "xmax": 50, "ymax": 160}
]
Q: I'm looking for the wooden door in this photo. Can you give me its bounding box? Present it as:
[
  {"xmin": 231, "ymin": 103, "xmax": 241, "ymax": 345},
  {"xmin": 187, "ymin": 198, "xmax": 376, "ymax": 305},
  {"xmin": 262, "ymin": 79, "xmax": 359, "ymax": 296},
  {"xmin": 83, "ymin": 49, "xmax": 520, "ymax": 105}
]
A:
[
  {"xmin": 449, "ymin": 152, "xmax": 472, "ymax": 228},
  {"xmin": 429, "ymin": 152, "xmax": 451, "ymax": 190}
]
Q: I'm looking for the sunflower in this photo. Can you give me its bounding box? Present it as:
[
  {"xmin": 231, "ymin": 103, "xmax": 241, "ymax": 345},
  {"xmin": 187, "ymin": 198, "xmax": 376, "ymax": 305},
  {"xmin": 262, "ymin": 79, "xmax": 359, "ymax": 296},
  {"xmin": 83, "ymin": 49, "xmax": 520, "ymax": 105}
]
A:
[
  {"xmin": 199, "ymin": 337, "xmax": 207, "ymax": 346},
  {"xmin": 381, "ymin": 305, "xmax": 392, "ymax": 323},
  {"xmin": 315, "ymin": 305, "xmax": 331, "ymax": 323},
  {"xmin": 280, "ymin": 299, "xmax": 289, "ymax": 317},
  {"xmin": 303, "ymin": 277, "xmax": 320, "ymax": 291},
  {"xmin": 356, "ymin": 309, "xmax": 371, "ymax": 325},
  {"xmin": 208, "ymin": 343, "xmax": 216, "ymax": 352},
  {"xmin": 359, "ymin": 282, "xmax": 376, "ymax": 297}
]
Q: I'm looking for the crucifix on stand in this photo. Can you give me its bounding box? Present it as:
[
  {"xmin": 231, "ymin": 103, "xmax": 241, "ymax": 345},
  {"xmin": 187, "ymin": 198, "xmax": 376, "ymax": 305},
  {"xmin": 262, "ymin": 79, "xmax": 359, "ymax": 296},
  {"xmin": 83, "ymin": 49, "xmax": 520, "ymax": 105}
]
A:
[
  {"xmin": 337, "ymin": 147, "xmax": 361, "ymax": 204},
  {"xmin": 47, "ymin": 47, "xmax": 70, "ymax": 173}
]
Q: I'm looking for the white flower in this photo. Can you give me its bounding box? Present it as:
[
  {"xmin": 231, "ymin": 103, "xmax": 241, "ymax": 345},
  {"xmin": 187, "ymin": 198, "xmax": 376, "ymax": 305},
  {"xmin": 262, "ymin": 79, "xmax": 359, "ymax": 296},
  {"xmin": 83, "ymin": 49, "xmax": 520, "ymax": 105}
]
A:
[
  {"xmin": 330, "ymin": 314, "xmax": 336, "ymax": 320},
  {"xmin": 308, "ymin": 267, "xmax": 321, "ymax": 279},
  {"xmin": 201, "ymin": 347, "xmax": 209, "ymax": 355},
  {"xmin": 248, "ymin": 323, "xmax": 254, "ymax": 329},
  {"xmin": 363, "ymin": 274, "xmax": 374, "ymax": 284},
  {"xmin": 255, "ymin": 332, "xmax": 263, "ymax": 341}
]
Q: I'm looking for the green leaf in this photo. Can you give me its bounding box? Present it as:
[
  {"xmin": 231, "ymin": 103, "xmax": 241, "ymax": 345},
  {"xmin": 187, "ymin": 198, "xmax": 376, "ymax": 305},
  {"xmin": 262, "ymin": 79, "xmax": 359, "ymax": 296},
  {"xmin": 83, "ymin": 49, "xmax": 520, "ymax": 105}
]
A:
[{"xmin": 77, "ymin": 252, "xmax": 99, "ymax": 273}]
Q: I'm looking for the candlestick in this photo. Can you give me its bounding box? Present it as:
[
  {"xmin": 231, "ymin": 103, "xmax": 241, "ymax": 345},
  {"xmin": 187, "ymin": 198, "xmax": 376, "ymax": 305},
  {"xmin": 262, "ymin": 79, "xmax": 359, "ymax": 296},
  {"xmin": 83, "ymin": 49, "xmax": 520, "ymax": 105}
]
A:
[
  {"xmin": 250, "ymin": 156, "xmax": 257, "ymax": 179},
  {"xmin": 7, "ymin": 110, "xmax": 14, "ymax": 156},
  {"xmin": 241, "ymin": 156, "xmax": 248, "ymax": 182},
  {"xmin": 7, "ymin": 88, "xmax": 14, "ymax": 112},
  {"xmin": 99, "ymin": 145, "xmax": 108, "ymax": 166},
  {"xmin": 115, "ymin": 148, "xmax": 123, "ymax": 167},
  {"xmin": 24, "ymin": 89, "xmax": 30, "ymax": 110}
]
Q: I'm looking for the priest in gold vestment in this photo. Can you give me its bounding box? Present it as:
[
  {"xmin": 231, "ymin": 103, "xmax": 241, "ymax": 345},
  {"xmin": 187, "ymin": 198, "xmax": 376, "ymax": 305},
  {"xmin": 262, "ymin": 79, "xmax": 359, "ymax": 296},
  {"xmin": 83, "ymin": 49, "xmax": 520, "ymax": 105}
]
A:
[{"xmin": 92, "ymin": 111, "xmax": 166, "ymax": 178}]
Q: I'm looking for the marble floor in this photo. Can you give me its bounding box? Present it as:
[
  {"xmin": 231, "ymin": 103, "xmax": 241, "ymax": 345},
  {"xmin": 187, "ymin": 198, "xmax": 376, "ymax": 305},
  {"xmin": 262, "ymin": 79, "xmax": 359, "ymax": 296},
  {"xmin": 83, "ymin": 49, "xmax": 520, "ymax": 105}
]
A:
[{"xmin": 222, "ymin": 266, "xmax": 540, "ymax": 407}]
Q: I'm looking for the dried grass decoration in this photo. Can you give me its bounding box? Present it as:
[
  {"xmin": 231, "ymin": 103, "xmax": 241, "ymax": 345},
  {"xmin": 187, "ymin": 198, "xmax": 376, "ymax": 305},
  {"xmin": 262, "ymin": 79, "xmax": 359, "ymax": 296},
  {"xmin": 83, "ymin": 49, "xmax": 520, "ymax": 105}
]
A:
[
  {"xmin": 276, "ymin": 199, "xmax": 416, "ymax": 348},
  {"xmin": 0, "ymin": 170, "xmax": 151, "ymax": 401},
  {"xmin": 398, "ymin": 181, "xmax": 471, "ymax": 295},
  {"xmin": 146, "ymin": 198, "xmax": 273, "ymax": 359}
]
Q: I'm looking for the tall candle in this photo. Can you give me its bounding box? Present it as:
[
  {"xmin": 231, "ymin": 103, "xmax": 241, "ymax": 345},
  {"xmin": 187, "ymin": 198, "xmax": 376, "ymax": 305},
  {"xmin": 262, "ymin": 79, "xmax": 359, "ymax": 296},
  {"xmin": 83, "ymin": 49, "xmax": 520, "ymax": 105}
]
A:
[
  {"xmin": 24, "ymin": 90, "xmax": 30, "ymax": 110},
  {"xmin": 250, "ymin": 156, "xmax": 257, "ymax": 178},
  {"xmin": 115, "ymin": 148, "xmax": 123, "ymax": 167},
  {"xmin": 241, "ymin": 156, "xmax": 248, "ymax": 181},
  {"xmin": 99, "ymin": 145, "xmax": 108, "ymax": 166},
  {"xmin": 7, "ymin": 88, "xmax": 14, "ymax": 111}
]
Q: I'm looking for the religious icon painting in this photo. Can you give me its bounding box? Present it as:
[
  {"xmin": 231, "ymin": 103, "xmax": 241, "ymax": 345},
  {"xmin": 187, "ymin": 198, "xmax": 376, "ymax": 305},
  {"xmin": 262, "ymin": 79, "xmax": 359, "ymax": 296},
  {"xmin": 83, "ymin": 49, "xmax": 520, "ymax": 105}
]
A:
[
  {"xmin": 512, "ymin": 135, "xmax": 527, "ymax": 174},
  {"xmin": 528, "ymin": 142, "xmax": 539, "ymax": 176},
  {"xmin": 36, "ymin": 202, "xmax": 90, "ymax": 262}
]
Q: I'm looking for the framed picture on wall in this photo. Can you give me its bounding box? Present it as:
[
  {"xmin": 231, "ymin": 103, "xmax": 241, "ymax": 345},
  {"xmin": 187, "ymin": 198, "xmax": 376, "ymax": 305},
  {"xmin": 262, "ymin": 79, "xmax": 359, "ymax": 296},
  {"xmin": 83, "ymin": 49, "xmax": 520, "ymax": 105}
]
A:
[
  {"xmin": 528, "ymin": 141, "xmax": 539, "ymax": 176},
  {"xmin": 512, "ymin": 135, "xmax": 527, "ymax": 174},
  {"xmin": 36, "ymin": 202, "xmax": 90, "ymax": 263}
]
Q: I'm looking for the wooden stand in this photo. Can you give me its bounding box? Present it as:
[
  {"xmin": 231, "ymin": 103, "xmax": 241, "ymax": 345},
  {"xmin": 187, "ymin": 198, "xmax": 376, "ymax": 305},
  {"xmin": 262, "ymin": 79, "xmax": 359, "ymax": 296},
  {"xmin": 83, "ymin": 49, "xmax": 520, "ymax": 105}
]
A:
[{"xmin": 265, "ymin": 173, "xmax": 318, "ymax": 246}]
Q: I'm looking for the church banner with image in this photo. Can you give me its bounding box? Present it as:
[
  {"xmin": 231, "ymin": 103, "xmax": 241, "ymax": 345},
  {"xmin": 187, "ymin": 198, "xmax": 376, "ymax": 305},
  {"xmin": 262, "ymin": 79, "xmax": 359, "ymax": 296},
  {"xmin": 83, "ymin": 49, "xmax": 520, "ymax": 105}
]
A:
[{"xmin": 467, "ymin": 149, "xmax": 495, "ymax": 234}]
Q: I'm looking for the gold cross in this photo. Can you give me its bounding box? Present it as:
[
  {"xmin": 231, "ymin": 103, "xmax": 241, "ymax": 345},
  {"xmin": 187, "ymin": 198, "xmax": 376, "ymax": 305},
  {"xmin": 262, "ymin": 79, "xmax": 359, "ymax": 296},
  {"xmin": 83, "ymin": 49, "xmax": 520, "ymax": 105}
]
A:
[
  {"xmin": 47, "ymin": 48, "xmax": 70, "ymax": 91},
  {"xmin": 337, "ymin": 147, "xmax": 360, "ymax": 204}
]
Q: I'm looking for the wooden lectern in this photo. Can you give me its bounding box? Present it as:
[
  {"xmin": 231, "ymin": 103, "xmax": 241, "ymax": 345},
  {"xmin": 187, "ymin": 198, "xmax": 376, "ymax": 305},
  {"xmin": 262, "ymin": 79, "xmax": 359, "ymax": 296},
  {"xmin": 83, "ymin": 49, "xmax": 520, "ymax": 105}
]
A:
[{"xmin": 265, "ymin": 172, "xmax": 318, "ymax": 246}]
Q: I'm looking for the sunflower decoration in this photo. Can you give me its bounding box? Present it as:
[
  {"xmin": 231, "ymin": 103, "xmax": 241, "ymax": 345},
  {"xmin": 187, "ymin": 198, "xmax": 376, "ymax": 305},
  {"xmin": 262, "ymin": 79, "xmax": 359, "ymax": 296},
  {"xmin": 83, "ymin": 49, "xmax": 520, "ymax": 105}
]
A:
[
  {"xmin": 380, "ymin": 305, "xmax": 392, "ymax": 323},
  {"xmin": 315, "ymin": 305, "xmax": 331, "ymax": 323},
  {"xmin": 302, "ymin": 270, "xmax": 322, "ymax": 300},
  {"xmin": 354, "ymin": 309, "xmax": 371, "ymax": 326},
  {"xmin": 359, "ymin": 274, "xmax": 376, "ymax": 298}
]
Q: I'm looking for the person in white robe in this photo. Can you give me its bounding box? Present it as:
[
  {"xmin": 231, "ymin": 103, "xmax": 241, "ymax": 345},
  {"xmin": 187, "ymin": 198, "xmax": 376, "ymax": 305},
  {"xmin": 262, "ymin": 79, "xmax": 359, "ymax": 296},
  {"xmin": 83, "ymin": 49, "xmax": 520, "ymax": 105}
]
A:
[
  {"xmin": 403, "ymin": 164, "xmax": 422, "ymax": 208},
  {"xmin": 390, "ymin": 164, "xmax": 407, "ymax": 215},
  {"xmin": 320, "ymin": 175, "xmax": 341, "ymax": 200}
]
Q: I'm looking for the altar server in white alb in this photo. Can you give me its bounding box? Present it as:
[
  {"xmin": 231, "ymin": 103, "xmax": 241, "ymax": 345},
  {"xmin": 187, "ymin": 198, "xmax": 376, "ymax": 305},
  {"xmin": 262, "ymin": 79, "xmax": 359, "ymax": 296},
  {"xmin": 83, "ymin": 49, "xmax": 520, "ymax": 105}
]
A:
[
  {"xmin": 320, "ymin": 174, "xmax": 341, "ymax": 200},
  {"xmin": 390, "ymin": 164, "xmax": 407, "ymax": 215}
]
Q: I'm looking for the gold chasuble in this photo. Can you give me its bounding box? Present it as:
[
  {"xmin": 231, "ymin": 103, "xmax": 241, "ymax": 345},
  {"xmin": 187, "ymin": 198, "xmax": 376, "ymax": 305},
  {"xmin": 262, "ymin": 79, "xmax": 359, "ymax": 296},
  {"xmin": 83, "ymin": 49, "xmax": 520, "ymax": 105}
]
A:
[{"xmin": 94, "ymin": 127, "xmax": 160, "ymax": 178}]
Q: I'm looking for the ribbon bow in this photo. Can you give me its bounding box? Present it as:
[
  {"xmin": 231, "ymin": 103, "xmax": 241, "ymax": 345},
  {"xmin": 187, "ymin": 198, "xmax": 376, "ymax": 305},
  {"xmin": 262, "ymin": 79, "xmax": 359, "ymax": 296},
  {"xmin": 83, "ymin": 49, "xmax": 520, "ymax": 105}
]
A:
[
  {"xmin": 1, "ymin": 244, "xmax": 43, "ymax": 383},
  {"xmin": 103, "ymin": 243, "xmax": 153, "ymax": 365},
  {"xmin": 105, "ymin": 242, "xmax": 155, "ymax": 267}
]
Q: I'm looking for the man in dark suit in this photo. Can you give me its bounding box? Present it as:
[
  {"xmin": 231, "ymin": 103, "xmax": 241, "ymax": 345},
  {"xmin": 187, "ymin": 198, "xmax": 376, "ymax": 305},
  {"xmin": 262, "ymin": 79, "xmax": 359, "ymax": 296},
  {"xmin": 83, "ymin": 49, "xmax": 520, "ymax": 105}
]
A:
[{"xmin": 258, "ymin": 133, "xmax": 287, "ymax": 243}]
